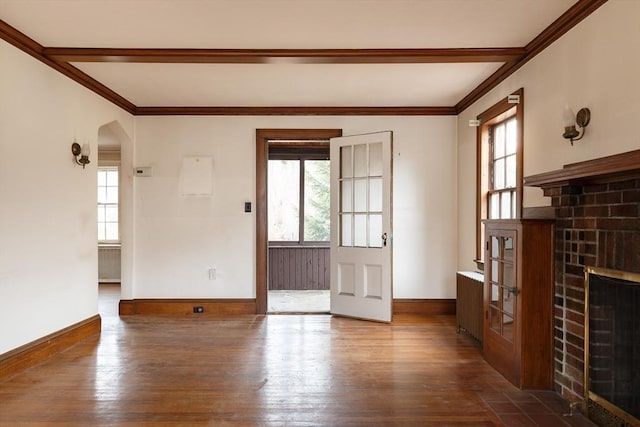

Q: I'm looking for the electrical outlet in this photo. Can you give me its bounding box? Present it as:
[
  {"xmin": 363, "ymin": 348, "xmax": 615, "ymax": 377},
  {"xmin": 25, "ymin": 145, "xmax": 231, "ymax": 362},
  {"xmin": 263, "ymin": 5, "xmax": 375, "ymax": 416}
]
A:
[
  {"xmin": 193, "ymin": 306, "xmax": 204, "ymax": 313},
  {"xmin": 208, "ymin": 268, "xmax": 217, "ymax": 280}
]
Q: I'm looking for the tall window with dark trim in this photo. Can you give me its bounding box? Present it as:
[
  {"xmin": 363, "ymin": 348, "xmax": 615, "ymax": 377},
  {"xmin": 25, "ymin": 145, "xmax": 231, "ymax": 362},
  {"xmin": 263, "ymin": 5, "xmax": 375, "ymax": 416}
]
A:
[{"xmin": 476, "ymin": 89, "xmax": 523, "ymax": 265}]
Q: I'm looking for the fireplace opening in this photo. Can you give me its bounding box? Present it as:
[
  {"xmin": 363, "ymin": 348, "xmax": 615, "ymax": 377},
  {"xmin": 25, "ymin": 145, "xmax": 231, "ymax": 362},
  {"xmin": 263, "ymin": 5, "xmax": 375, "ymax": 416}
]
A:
[{"xmin": 585, "ymin": 267, "xmax": 640, "ymax": 426}]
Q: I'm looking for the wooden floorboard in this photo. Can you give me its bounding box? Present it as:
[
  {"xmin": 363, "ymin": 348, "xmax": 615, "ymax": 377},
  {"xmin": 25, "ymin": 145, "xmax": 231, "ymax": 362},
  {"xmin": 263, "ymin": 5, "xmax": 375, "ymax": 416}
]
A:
[{"xmin": 0, "ymin": 285, "xmax": 595, "ymax": 426}]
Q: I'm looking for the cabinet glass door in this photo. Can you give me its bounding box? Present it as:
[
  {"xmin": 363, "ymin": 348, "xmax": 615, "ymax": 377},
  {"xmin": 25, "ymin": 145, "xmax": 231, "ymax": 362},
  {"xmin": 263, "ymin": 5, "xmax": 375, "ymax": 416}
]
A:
[{"xmin": 487, "ymin": 232, "xmax": 516, "ymax": 342}]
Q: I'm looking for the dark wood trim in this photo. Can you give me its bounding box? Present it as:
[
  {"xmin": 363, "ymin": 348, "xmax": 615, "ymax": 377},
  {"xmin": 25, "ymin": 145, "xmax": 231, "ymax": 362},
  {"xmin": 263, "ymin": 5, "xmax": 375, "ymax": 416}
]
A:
[
  {"xmin": 524, "ymin": 148, "xmax": 640, "ymax": 187},
  {"xmin": 134, "ymin": 106, "xmax": 456, "ymax": 116},
  {"xmin": 392, "ymin": 299, "xmax": 456, "ymax": 316},
  {"xmin": 456, "ymin": 0, "xmax": 607, "ymax": 113},
  {"xmin": 0, "ymin": 20, "xmax": 136, "ymax": 114},
  {"xmin": 522, "ymin": 206, "xmax": 556, "ymax": 219},
  {"xmin": 118, "ymin": 299, "xmax": 256, "ymax": 315},
  {"xmin": 0, "ymin": 314, "xmax": 101, "ymax": 380},
  {"xmin": 256, "ymin": 129, "xmax": 342, "ymax": 314},
  {"xmin": 43, "ymin": 47, "xmax": 524, "ymax": 64}
]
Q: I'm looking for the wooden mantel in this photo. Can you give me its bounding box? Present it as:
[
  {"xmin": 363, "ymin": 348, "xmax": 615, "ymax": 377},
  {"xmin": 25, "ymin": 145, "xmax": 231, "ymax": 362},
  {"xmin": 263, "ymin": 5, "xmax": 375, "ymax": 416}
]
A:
[{"xmin": 524, "ymin": 149, "xmax": 640, "ymax": 188}]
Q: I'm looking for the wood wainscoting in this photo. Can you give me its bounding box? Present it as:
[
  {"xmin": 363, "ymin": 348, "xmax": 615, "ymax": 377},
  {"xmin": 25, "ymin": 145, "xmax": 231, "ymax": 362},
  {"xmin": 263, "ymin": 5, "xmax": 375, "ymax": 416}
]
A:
[
  {"xmin": 119, "ymin": 299, "xmax": 257, "ymax": 315},
  {"xmin": 0, "ymin": 314, "xmax": 101, "ymax": 381}
]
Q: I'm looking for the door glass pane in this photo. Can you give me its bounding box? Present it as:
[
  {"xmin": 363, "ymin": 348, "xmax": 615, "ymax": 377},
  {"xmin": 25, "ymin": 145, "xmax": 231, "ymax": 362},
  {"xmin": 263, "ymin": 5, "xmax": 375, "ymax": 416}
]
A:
[
  {"xmin": 503, "ymin": 263, "xmax": 514, "ymax": 288},
  {"xmin": 354, "ymin": 144, "xmax": 367, "ymax": 178},
  {"xmin": 369, "ymin": 178, "xmax": 382, "ymax": 212},
  {"xmin": 353, "ymin": 214, "xmax": 367, "ymax": 247},
  {"xmin": 503, "ymin": 237, "xmax": 514, "ymax": 261},
  {"xmin": 503, "ymin": 288, "xmax": 514, "ymax": 316},
  {"xmin": 369, "ymin": 214, "xmax": 382, "ymax": 248},
  {"xmin": 491, "ymin": 283, "xmax": 499, "ymax": 305},
  {"xmin": 354, "ymin": 179, "xmax": 367, "ymax": 212},
  {"xmin": 341, "ymin": 180, "xmax": 352, "ymax": 212},
  {"xmin": 502, "ymin": 314, "xmax": 514, "ymax": 341},
  {"xmin": 491, "ymin": 236, "xmax": 499, "ymax": 258},
  {"xmin": 341, "ymin": 146, "xmax": 352, "ymax": 178},
  {"xmin": 341, "ymin": 214, "xmax": 352, "ymax": 247},
  {"xmin": 369, "ymin": 142, "xmax": 383, "ymax": 176},
  {"xmin": 491, "ymin": 260, "xmax": 499, "ymax": 283},
  {"xmin": 490, "ymin": 306, "xmax": 501, "ymax": 332},
  {"xmin": 268, "ymin": 160, "xmax": 300, "ymax": 241}
]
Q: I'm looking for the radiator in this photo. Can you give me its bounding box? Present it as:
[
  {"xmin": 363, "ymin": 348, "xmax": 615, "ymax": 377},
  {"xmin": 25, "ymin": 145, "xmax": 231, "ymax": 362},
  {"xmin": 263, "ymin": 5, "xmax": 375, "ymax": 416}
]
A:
[
  {"xmin": 456, "ymin": 271, "xmax": 484, "ymax": 343},
  {"xmin": 98, "ymin": 245, "xmax": 121, "ymax": 283}
]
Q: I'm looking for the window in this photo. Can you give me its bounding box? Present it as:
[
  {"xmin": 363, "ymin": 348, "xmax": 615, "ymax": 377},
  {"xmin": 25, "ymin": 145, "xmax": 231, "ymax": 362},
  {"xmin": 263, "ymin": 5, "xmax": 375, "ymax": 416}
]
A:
[
  {"xmin": 476, "ymin": 89, "xmax": 523, "ymax": 264},
  {"xmin": 98, "ymin": 167, "xmax": 119, "ymax": 242},
  {"xmin": 268, "ymin": 158, "xmax": 330, "ymax": 244}
]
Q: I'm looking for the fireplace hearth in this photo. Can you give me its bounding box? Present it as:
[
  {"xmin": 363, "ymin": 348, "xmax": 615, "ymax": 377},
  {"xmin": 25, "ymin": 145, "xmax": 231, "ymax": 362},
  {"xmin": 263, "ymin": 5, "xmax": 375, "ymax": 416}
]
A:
[
  {"xmin": 585, "ymin": 267, "xmax": 640, "ymax": 426},
  {"xmin": 525, "ymin": 149, "xmax": 640, "ymax": 425}
]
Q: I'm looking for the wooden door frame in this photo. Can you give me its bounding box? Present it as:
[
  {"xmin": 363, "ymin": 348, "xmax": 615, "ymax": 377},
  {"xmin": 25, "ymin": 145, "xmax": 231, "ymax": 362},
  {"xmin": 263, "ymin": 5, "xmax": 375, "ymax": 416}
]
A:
[{"xmin": 255, "ymin": 128, "xmax": 343, "ymax": 314}]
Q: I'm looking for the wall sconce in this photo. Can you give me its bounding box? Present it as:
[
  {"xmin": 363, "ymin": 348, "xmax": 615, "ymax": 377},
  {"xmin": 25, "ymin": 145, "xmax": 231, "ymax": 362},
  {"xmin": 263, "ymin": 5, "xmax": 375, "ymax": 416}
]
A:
[
  {"xmin": 562, "ymin": 106, "xmax": 591, "ymax": 145},
  {"xmin": 71, "ymin": 140, "xmax": 91, "ymax": 168}
]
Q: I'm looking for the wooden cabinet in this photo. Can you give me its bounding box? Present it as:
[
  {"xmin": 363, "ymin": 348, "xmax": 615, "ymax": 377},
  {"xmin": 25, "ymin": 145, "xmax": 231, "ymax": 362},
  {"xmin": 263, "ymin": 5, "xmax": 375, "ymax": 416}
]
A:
[{"xmin": 483, "ymin": 219, "xmax": 554, "ymax": 389}]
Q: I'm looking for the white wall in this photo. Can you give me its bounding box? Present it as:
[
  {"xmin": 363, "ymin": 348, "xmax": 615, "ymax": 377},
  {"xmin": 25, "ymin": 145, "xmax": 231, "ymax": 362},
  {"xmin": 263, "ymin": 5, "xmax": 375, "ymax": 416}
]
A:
[
  {"xmin": 457, "ymin": 0, "xmax": 640, "ymax": 270},
  {"xmin": 133, "ymin": 115, "xmax": 457, "ymax": 300},
  {"xmin": 0, "ymin": 40, "xmax": 133, "ymax": 354}
]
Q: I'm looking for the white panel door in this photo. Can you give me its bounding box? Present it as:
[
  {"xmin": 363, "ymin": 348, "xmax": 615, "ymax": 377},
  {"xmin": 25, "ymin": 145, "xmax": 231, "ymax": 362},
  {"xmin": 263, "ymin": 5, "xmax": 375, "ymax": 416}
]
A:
[{"xmin": 330, "ymin": 131, "xmax": 392, "ymax": 322}]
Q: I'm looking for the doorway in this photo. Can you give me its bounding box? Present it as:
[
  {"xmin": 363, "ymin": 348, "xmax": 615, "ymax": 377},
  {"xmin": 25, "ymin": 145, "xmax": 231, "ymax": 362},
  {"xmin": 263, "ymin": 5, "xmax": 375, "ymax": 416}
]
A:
[{"xmin": 255, "ymin": 129, "xmax": 342, "ymax": 314}]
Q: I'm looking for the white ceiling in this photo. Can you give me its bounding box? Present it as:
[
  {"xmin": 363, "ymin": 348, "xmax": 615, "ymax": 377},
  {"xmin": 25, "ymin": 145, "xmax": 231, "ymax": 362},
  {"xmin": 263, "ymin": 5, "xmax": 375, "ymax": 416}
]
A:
[{"xmin": 0, "ymin": 0, "xmax": 578, "ymax": 109}]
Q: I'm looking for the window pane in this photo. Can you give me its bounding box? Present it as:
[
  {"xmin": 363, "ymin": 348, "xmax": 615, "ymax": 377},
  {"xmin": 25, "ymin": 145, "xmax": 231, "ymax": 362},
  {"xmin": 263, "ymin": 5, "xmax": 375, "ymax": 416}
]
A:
[
  {"xmin": 106, "ymin": 187, "xmax": 118, "ymax": 203},
  {"xmin": 493, "ymin": 123, "xmax": 505, "ymax": 159},
  {"xmin": 304, "ymin": 160, "xmax": 330, "ymax": 242},
  {"xmin": 98, "ymin": 187, "xmax": 107, "ymax": 203},
  {"xmin": 106, "ymin": 205, "xmax": 118, "ymax": 222},
  {"xmin": 493, "ymin": 158, "xmax": 505, "ymax": 189},
  {"xmin": 106, "ymin": 170, "xmax": 119, "ymax": 186},
  {"xmin": 98, "ymin": 170, "xmax": 107, "ymax": 186},
  {"xmin": 369, "ymin": 178, "xmax": 382, "ymax": 212},
  {"xmin": 353, "ymin": 214, "xmax": 367, "ymax": 247},
  {"xmin": 491, "ymin": 236, "xmax": 499, "ymax": 258},
  {"xmin": 268, "ymin": 160, "xmax": 300, "ymax": 241},
  {"xmin": 369, "ymin": 214, "xmax": 382, "ymax": 248},
  {"xmin": 105, "ymin": 222, "xmax": 119, "ymax": 240},
  {"xmin": 354, "ymin": 179, "xmax": 367, "ymax": 212},
  {"xmin": 501, "ymin": 191, "xmax": 511, "ymax": 219},
  {"xmin": 97, "ymin": 205, "xmax": 105, "ymax": 222},
  {"xmin": 341, "ymin": 180, "xmax": 352, "ymax": 212},
  {"xmin": 490, "ymin": 193, "xmax": 500, "ymax": 219},
  {"xmin": 506, "ymin": 155, "xmax": 516, "ymax": 188},
  {"xmin": 369, "ymin": 142, "xmax": 383, "ymax": 176},
  {"xmin": 354, "ymin": 144, "xmax": 367, "ymax": 177},
  {"xmin": 511, "ymin": 190, "xmax": 516, "ymax": 217},
  {"xmin": 506, "ymin": 118, "xmax": 517, "ymax": 155},
  {"xmin": 341, "ymin": 146, "xmax": 352, "ymax": 178},
  {"xmin": 341, "ymin": 214, "xmax": 352, "ymax": 247},
  {"xmin": 98, "ymin": 223, "xmax": 106, "ymax": 241}
]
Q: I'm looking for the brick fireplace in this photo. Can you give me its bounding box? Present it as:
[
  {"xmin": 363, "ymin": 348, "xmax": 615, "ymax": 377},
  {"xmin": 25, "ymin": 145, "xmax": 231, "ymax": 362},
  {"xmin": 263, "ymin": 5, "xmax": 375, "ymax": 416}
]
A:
[{"xmin": 525, "ymin": 149, "xmax": 640, "ymax": 421}]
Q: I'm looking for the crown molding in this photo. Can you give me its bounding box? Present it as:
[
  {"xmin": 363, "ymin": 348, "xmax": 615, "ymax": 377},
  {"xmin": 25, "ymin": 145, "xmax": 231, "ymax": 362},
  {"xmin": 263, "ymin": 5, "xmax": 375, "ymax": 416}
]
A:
[{"xmin": 135, "ymin": 106, "xmax": 457, "ymax": 116}]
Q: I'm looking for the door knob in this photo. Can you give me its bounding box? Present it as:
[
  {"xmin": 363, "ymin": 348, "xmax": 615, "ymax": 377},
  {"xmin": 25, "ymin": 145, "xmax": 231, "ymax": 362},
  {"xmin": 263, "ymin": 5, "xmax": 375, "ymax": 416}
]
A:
[{"xmin": 382, "ymin": 233, "xmax": 388, "ymax": 247}]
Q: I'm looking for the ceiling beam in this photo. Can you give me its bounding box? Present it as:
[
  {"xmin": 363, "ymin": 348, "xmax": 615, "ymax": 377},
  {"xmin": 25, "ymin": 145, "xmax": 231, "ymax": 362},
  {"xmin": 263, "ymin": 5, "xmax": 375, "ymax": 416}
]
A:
[
  {"xmin": 134, "ymin": 106, "xmax": 457, "ymax": 116},
  {"xmin": 0, "ymin": 19, "xmax": 137, "ymax": 115},
  {"xmin": 43, "ymin": 47, "xmax": 524, "ymax": 64}
]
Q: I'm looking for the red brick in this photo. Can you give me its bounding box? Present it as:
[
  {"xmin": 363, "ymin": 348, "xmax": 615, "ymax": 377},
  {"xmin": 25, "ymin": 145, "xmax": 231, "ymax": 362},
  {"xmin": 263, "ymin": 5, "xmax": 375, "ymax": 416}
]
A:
[
  {"xmin": 610, "ymin": 203, "xmax": 638, "ymax": 217},
  {"xmin": 595, "ymin": 192, "xmax": 622, "ymax": 204}
]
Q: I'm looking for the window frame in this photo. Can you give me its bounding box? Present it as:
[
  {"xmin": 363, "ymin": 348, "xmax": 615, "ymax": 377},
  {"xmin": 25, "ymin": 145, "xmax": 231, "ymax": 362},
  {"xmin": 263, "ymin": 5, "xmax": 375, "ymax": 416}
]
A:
[
  {"xmin": 475, "ymin": 88, "xmax": 524, "ymax": 266},
  {"xmin": 268, "ymin": 146, "xmax": 330, "ymax": 247},
  {"xmin": 97, "ymin": 166, "xmax": 120, "ymax": 243}
]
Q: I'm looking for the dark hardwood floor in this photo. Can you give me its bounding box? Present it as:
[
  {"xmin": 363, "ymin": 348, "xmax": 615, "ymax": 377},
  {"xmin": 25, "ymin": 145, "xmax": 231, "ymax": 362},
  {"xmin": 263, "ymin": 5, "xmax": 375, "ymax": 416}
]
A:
[{"xmin": 0, "ymin": 285, "xmax": 595, "ymax": 426}]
